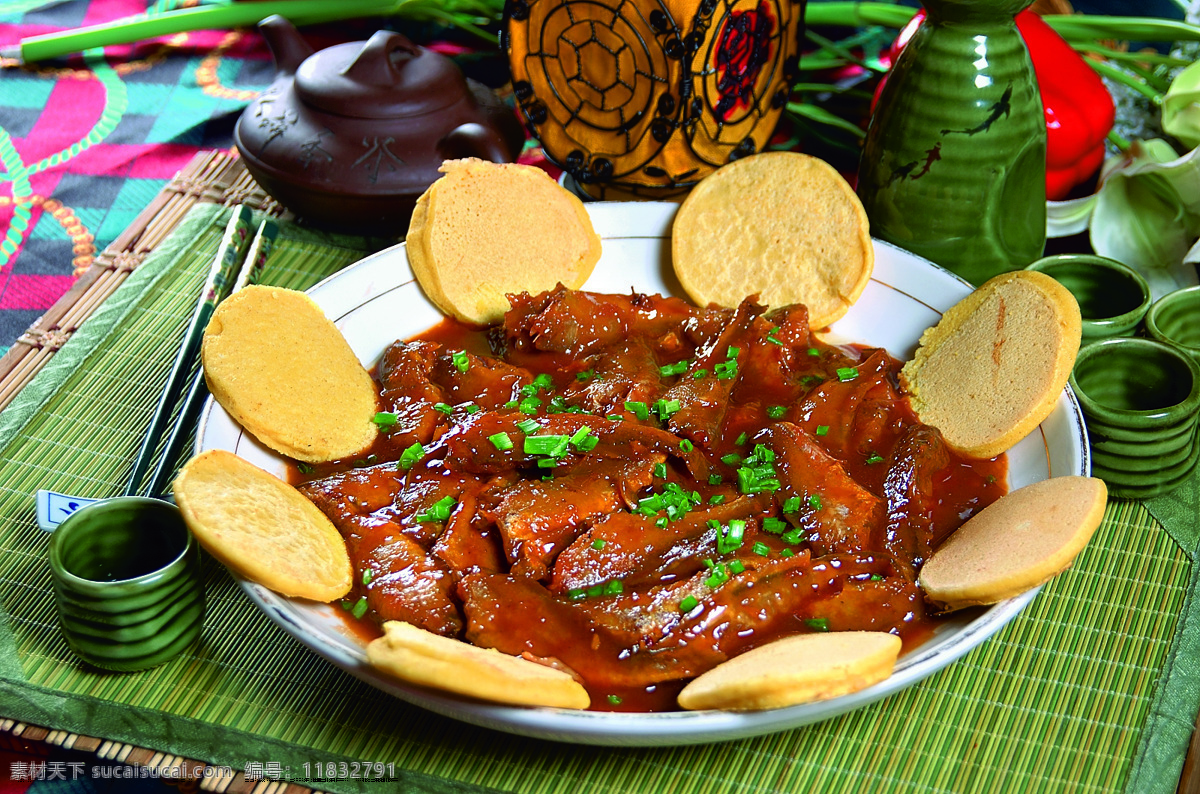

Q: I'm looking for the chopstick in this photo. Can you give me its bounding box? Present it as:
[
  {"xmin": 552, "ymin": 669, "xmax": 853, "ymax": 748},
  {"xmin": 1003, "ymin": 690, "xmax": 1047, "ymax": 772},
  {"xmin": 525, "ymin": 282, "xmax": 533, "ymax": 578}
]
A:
[
  {"xmin": 124, "ymin": 205, "xmax": 254, "ymax": 497},
  {"xmin": 144, "ymin": 218, "xmax": 279, "ymax": 499}
]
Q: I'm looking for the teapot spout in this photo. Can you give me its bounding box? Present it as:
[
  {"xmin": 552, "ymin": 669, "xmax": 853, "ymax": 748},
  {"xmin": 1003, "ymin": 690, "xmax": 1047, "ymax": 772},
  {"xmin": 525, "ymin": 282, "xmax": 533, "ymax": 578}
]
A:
[{"xmin": 258, "ymin": 15, "xmax": 314, "ymax": 77}]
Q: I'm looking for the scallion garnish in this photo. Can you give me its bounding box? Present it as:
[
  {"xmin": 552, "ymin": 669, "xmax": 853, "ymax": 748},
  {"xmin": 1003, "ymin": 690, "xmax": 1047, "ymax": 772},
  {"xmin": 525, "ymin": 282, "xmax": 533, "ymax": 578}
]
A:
[
  {"xmin": 762, "ymin": 517, "xmax": 787, "ymax": 534},
  {"xmin": 659, "ymin": 360, "xmax": 690, "ymax": 377},
  {"xmin": 708, "ymin": 494, "xmax": 725, "ymax": 505},
  {"xmin": 654, "ymin": 462, "xmax": 668, "ymax": 479},
  {"xmin": 816, "ymin": 425, "xmax": 829, "ymax": 436},
  {"xmin": 519, "ymin": 396, "xmax": 542, "ymax": 414},
  {"xmin": 488, "ymin": 432, "xmax": 513, "ymax": 451},
  {"xmin": 415, "ymin": 495, "xmax": 456, "ymax": 523},
  {"xmin": 865, "ymin": 452, "xmax": 884, "ymax": 464},
  {"xmin": 592, "ymin": 538, "xmax": 606, "ymax": 551},
  {"xmin": 399, "ymin": 442, "xmax": 425, "ymax": 470},
  {"xmin": 809, "ymin": 494, "xmax": 823, "ymax": 510},
  {"xmin": 607, "ymin": 694, "xmax": 622, "ymax": 705},
  {"xmin": 752, "ymin": 541, "xmax": 770, "ymax": 556},
  {"xmin": 836, "ymin": 366, "xmax": 858, "ymax": 382},
  {"xmin": 692, "ymin": 368, "xmax": 709, "ymax": 379},
  {"xmin": 516, "ymin": 418, "xmax": 540, "ymax": 434},
  {"xmin": 679, "ymin": 595, "xmax": 699, "ymax": 612},
  {"xmin": 717, "ymin": 519, "xmax": 746, "ymax": 554},
  {"xmin": 807, "ymin": 347, "xmax": 820, "ymax": 357},
  {"xmin": 451, "ymin": 350, "xmax": 469, "ymax": 373},
  {"xmin": 362, "ymin": 568, "xmax": 374, "ymax": 585},
  {"xmin": 782, "ymin": 496, "xmax": 802, "ymax": 513},
  {"xmin": 781, "ymin": 528, "xmax": 805, "ymax": 545},
  {"xmin": 624, "ymin": 400, "xmax": 649, "ymax": 421},
  {"xmin": 351, "ymin": 597, "xmax": 369, "ymax": 620},
  {"xmin": 576, "ymin": 369, "xmax": 595, "ymax": 381},
  {"xmin": 372, "ymin": 412, "xmax": 398, "ymax": 429},
  {"xmin": 767, "ymin": 405, "xmax": 786, "ymax": 419},
  {"xmin": 805, "ymin": 617, "xmax": 830, "ymax": 632},
  {"xmin": 680, "ymin": 438, "xmax": 694, "ymax": 453},
  {"xmin": 434, "ymin": 402, "xmax": 453, "ymax": 415}
]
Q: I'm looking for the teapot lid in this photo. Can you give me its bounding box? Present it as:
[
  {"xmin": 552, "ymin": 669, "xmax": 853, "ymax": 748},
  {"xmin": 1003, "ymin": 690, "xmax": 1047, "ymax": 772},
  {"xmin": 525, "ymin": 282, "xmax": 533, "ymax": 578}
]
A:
[{"xmin": 294, "ymin": 30, "xmax": 470, "ymax": 120}]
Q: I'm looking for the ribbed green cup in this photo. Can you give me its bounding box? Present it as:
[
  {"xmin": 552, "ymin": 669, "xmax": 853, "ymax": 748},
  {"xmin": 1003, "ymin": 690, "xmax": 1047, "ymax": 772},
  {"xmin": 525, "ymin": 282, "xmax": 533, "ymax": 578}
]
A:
[
  {"xmin": 48, "ymin": 497, "xmax": 204, "ymax": 672},
  {"xmin": 1069, "ymin": 338, "xmax": 1200, "ymax": 499},
  {"xmin": 1146, "ymin": 285, "xmax": 1200, "ymax": 365},
  {"xmin": 1026, "ymin": 254, "xmax": 1151, "ymax": 341}
]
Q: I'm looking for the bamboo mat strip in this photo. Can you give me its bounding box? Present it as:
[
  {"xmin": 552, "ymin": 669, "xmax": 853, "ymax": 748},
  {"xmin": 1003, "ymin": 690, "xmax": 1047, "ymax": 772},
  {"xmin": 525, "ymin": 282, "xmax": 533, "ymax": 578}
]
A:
[{"xmin": 0, "ymin": 150, "xmax": 284, "ymax": 414}]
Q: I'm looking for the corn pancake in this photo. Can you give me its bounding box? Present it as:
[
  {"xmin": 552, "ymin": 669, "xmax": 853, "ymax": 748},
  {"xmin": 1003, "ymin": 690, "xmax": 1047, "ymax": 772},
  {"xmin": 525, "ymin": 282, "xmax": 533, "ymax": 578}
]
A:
[
  {"xmin": 671, "ymin": 152, "xmax": 873, "ymax": 329},
  {"xmin": 201, "ymin": 285, "xmax": 378, "ymax": 463},
  {"xmin": 367, "ymin": 621, "xmax": 591, "ymax": 709},
  {"xmin": 406, "ymin": 159, "xmax": 601, "ymax": 325},
  {"xmin": 920, "ymin": 476, "xmax": 1106, "ymax": 612},
  {"xmin": 174, "ymin": 450, "xmax": 352, "ymax": 602},
  {"xmin": 677, "ymin": 631, "xmax": 901, "ymax": 711},
  {"xmin": 899, "ymin": 270, "xmax": 1081, "ymax": 458}
]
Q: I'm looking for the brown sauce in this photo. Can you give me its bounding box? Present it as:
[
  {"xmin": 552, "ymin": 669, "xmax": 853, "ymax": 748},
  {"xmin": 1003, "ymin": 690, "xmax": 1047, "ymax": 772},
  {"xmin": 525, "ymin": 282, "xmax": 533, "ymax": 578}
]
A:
[{"xmin": 290, "ymin": 290, "xmax": 1006, "ymax": 712}]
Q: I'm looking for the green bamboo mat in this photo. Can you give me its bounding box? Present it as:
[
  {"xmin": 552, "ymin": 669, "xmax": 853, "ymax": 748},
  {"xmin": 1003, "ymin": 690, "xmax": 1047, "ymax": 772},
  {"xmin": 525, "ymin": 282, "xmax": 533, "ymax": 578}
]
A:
[{"xmin": 0, "ymin": 203, "xmax": 1196, "ymax": 794}]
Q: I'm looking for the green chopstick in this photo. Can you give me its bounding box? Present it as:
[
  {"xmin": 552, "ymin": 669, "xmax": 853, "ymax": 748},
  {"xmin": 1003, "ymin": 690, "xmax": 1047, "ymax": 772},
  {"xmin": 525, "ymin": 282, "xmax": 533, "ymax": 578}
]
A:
[
  {"xmin": 4, "ymin": 0, "xmax": 399, "ymax": 64},
  {"xmin": 146, "ymin": 217, "xmax": 279, "ymax": 500},
  {"xmin": 124, "ymin": 205, "xmax": 254, "ymax": 497}
]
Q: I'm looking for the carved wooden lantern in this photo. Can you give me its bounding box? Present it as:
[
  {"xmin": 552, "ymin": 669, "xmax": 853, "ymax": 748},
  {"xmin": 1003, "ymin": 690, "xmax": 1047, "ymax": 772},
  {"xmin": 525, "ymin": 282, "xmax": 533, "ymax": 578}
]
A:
[{"xmin": 505, "ymin": 0, "xmax": 805, "ymax": 199}]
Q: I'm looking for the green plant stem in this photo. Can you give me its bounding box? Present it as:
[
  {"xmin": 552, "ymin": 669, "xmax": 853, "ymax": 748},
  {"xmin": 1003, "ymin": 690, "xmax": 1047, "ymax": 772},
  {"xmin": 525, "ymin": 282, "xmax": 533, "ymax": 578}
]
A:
[
  {"xmin": 804, "ymin": 3, "xmax": 915, "ymax": 30},
  {"xmin": 1044, "ymin": 15, "xmax": 1200, "ymax": 44},
  {"xmin": 786, "ymin": 102, "xmax": 866, "ymax": 139},
  {"xmin": 1108, "ymin": 130, "xmax": 1132, "ymax": 152},
  {"xmin": 1072, "ymin": 43, "xmax": 1193, "ymax": 68},
  {"xmin": 804, "ymin": 29, "xmax": 883, "ymax": 72},
  {"xmin": 1088, "ymin": 59, "xmax": 1165, "ymax": 105}
]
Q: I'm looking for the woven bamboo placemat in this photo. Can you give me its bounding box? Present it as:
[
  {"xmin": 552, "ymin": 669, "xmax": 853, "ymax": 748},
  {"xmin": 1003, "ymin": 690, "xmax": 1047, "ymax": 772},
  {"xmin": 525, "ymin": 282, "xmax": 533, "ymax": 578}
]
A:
[{"xmin": 0, "ymin": 161, "xmax": 1198, "ymax": 794}]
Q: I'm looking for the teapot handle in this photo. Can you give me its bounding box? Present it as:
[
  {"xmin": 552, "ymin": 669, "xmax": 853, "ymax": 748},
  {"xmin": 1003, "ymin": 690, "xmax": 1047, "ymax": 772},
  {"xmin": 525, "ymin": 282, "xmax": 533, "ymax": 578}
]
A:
[{"xmin": 438, "ymin": 123, "xmax": 514, "ymax": 164}]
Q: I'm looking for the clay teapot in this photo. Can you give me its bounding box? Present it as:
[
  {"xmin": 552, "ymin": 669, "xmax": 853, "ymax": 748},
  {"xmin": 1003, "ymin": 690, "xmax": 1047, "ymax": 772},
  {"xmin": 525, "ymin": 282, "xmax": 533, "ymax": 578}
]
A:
[{"xmin": 236, "ymin": 15, "xmax": 524, "ymax": 232}]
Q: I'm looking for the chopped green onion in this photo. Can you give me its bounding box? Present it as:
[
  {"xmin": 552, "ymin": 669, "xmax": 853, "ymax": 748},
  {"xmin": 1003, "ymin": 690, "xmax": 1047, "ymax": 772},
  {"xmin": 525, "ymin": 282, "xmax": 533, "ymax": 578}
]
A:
[
  {"xmin": 782, "ymin": 496, "xmax": 802, "ymax": 513},
  {"xmin": 805, "ymin": 618, "xmax": 830, "ymax": 632},
  {"xmin": 800, "ymin": 375, "xmax": 824, "ymax": 387},
  {"xmin": 717, "ymin": 519, "xmax": 746, "ymax": 554},
  {"xmin": 707, "ymin": 519, "xmax": 721, "ymax": 530},
  {"xmin": 607, "ymin": 414, "xmax": 623, "ymax": 421},
  {"xmin": 766, "ymin": 326, "xmax": 783, "ymax": 345},
  {"xmin": 605, "ymin": 579, "xmax": 623, "ymax": 595},
  {"xmin": 296, "ymin": 462, "xmax": 315, "ymax": 475},
  {"xmin": 607, "ymin": 694, "xmax": 622, "ymax": 705},
  {"xmin": 488, "ymin": 432, "xmax": 513, "ymax": 451},
  {"xmin": 532, "ymin": 373, "xmax": 553, "ymax": 392},
  {"xmin": 816, "ymin": 425, "xmax": 830, "ymax": 436},
  {"xmin": 726, "ymin": 346, "xmax": 740, "ymax": 359},
  {"xmin": 692, "ymin": 369, "xmax": 709, "ymax": 379},
  {"xmin": 654, "ymin": 462, "xmax": 668, "ymax": 479},
  {"xmin": 865, "ymin": 452, "xmax": 885, "ymax": 465},
  {"xmin": 705, "ymin": 565, "xmax": 729, "ymax": 588},
  {"xmin": 870, "ymin": 573, "xmax": 884, "ymax": 581},
  {"xmin": 399, "ymin": 442, "xmax": 425, "ymax": 470},
  {"xmin": 524, "ymin": 434, "xmax": 570, "ymax": 456},
  {"xmin": 680, "ymin": 438, "xmax": 694, "ymax": 453},
  {"xmin": 537, "ymin": 457, "xmax": 558, "ymax": 469},
  {"xmin": 624, "ymin": 400, "xmax": 649, "ymax": 421},
  {"xmin": 547, "ymin": 395, "xmax": 569, "ymax": 413},
  {"xmin": 655, "ymin": 517, "xmax": 668, "ymax": 528},
  {"xmin": 714, "ymin": 360, "xmax": 738, "ymax": 380},
  {"xmin": 836, "ymin": 367, "xmax": 858, "ymax": 382},
  {"xmin": 587, "ymin": 584, "xmax": 604, "ymax": 598},
  {"xmin": 519, "ymin": 396, "xmax": 543, "ymax": 414},
  {"xmin": 576, "ymin": 369, "xmax": 596, "ymax": 381},
  {"xmin": 782, "ymin": 528, "xmax": 805, "ymax": 545},
  {"xmin": 735, "ymin": 432, "xmax": 748, "ymax": 446},
  {"xmin": 431, "ymin": 402, "xmax": 451, "ymax": 415},
  {"xmin": 464, "ymin": 403, "xmax": 481, "ymax": 414},
  {"xmin": 451, "ymin": 350, "xmax": 470, "ymax": 373},
  {"xmin": 372, "ymin": 411, "xmax": 398, "ymax": 428},
  {"xmin": 807, "ymin": 347, "xmax": 820, "ymax": 357},
  {"xmin": 721, "ymin": 453, "xmax": 741, "ymax": 466},
  {"xmin": 752, "ymin": 444, "xmax": 775, "ymax": 463},
  {"xmin": 592, "ymin": 538, "xmax": 607, "ymax": 551},
  {"xmin": 708, "ymin": 494, "xmax": 726, "ymax": 505},
  {"xmin": 568, "ymin": 588, "xmax": 587, "ymax": 601},
  {"xmin": 708, "ymin": 474, "xmax": 723, "ymax": 485},
  {"xmin": 362, "ymin": 568, "xmax": 374, "ymax": 585},
  {"xmin": 679, "ymin": 595, "xmax": 700, "ymax": 612},
  {"xmin": 652, "ymin": 398, "xmax": 682, "ymax": 422},
  {"xmin": 351, "ymin": 597, "xmax": 369, "ymax": 620},
  {"xmin": 516, "ymin": 418, "xmax": 539, "ymax": 434},
  {"xmin": 762, "ymin": 517, "xmax": 788, "ymax": 534},
  {"xmin": 576, "ymin": 435, "xmax": 600, "ymax": 452},
  {"xmin": 767, "ymin": 405, "xmax": 786, "ymax": 419},
  {"xmin": 809, "ymin": 494, "xmax": 823, "ymax": 510},
  {"xmin": 415, "ymin": 495, "xmax": 457, "ymax": 523},
  {"xmin": 752, "ymin": 541, "xmax": 771, "ymax": 556},
  {"xmin": 659, "ymin": 360, "xmax": 690, "ymax": 377},
  {"xmin": 729, "ymin": 560, "xmax": 745, "ymax": 575},
  {"xmin": 781, "ymin": 548, "xmax": 795, "ymax": 558},
  {"xmin": 570, "ymin": 426, "xmax": 593, "ymax": 444},
  {"xmin": 503, "ymin": 399, "xmax": 518, "ymax": 409}
]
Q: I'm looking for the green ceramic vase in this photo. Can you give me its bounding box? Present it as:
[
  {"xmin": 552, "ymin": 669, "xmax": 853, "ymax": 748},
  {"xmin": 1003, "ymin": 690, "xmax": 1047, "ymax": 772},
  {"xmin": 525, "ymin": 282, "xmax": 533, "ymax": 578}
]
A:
[{"xmin": 858, "ymin": 0, "xmax": 1047, "ymax": 285}]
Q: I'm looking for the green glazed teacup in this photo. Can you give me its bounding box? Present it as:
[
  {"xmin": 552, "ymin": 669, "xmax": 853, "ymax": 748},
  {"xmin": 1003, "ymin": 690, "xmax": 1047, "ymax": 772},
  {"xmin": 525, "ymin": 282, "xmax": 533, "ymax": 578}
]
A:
[
  {"xmin": 48, "ymin": 497, "xmax": 204, "ymax": 672},
  {"xmin": 1069, "ymin": 338, "xmax": 1200, "ymax": 499},
  {"xmin": 1026, "ymin": 254, "xmax": 1151, "ymax": 341},
  {"xmin": 1146, "ymin": 285, "xmax": 1200, "ymax": 365}
]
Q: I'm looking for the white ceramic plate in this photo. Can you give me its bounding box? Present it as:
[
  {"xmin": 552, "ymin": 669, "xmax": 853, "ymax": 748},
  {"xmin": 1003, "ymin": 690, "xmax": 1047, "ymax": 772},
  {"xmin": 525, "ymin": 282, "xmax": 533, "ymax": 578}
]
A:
[{"xmin": 195, "ymin": 202, "xmax": 1090, "ymax": 746}]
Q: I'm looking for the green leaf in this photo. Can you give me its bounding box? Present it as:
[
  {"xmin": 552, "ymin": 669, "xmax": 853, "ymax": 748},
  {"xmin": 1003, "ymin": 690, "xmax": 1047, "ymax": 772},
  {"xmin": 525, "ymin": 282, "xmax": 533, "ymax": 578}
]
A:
[
  {"xmin": 1164, "ymin": 61, "xmax": 1200, "ymax": 150},
  {"xmin": 1090, "ymin": 140, "xmax": 1200, "ymax": 297},
  {"xmin": 786, "ymin": 103, "xmax": 866, "ymax": 139}
]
